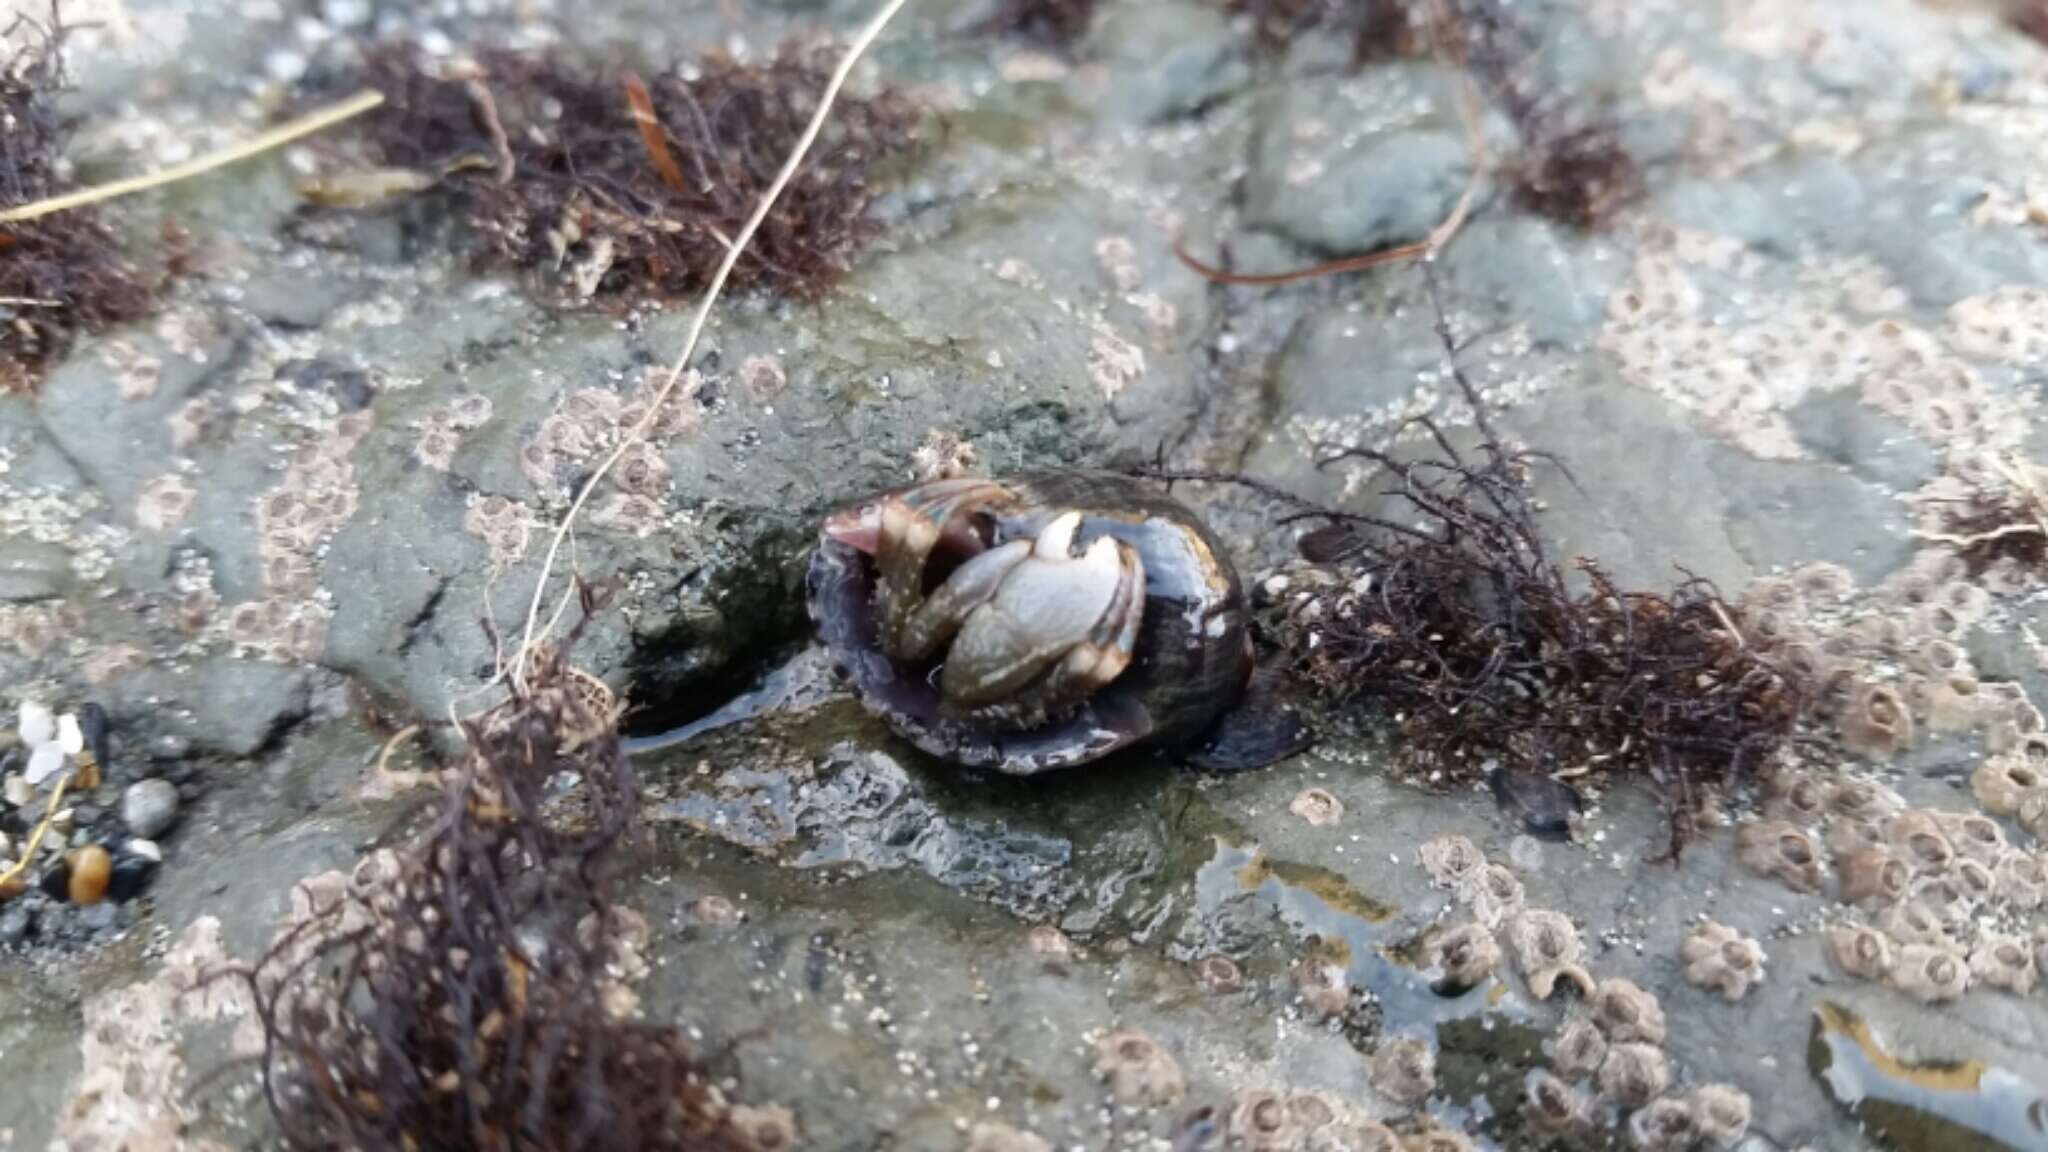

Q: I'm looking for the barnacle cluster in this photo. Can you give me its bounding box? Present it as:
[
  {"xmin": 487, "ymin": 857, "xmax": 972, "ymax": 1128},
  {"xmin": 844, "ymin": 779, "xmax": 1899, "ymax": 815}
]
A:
[
  {"xmin": 215, "ymin": 412, "xmax": 372, "ymax": 662},
  {"xmin": 1678, "ymin": 920, "xmax": 1766, "ymax": 1002}
]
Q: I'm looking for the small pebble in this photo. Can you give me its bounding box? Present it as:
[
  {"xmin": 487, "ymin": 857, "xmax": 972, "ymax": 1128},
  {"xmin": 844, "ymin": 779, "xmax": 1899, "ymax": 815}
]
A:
[
  {"xmin": 2, "ymin": 774, "xmax": 31, "ymax": 808},
  {"xmin": 107, "ymin": 840, "xmax": 160, "ymax": 903},
  {"xmin": 122, "ymin": 779, "xmax": 181, "ymax": 839},
  {"xmin": 67, "ymin": 845, "xmax": 112, "ymax": 906},
  {"xmin": 0, "ymin": 903, "xmax": 32, "ymax": 945}
]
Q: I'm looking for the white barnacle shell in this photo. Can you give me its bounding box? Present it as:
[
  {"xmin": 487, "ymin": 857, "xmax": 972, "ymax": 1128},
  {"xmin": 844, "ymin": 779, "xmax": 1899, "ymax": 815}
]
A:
[
  {"xmin": 1934, "ymin": 810, "xmax": 2006, "ymax": 866},
  {"xmin": 1091, "ymin": 1030, "xmax": 1186, "ymax": 1108},
  {"xmin": 1835, "ymin": 846, "xmax": 1911, "ymax": 909},
  {"xmin": 1884, "ymin": 810, "xmax": 1954, "ymax": 875},
  {"xmin": 1968, "ymin": 933, "xmax": 2038, "ymax": 996},
  {"xmin": 1597, "ymin": 1042, "xmax": 1669, "ymax": 1108},
  {"xmin": 1679, "ymin": 920, "xmax": 1766, "ymax": 1001},
  {"xmin": 1591, "ymin": 977, "xmax": 1667, "ymax": 1045},
  {"xmin": 1508, "ymin": 909, "xmax": 1594, "ymax": 1000},
  {"xmin": 1628, "ymin": 1096, "xmax": 1701, "ymax": 1152},
  {"xmin": 1522, "ymin": 1069, "xmax": 1591, "ymax": 1132},
  {"xmin": 1690, "ymin": 1083, "xmax": 1752, "ymax": 1147},
  {"xmin": 1994, "ymin": 851, "xmax": 2047, "ymax": 910},
  {"xmin": 1419, "ymin": 835, "xmax": 1485, "ymax": 890},
  {"xmin": 1733, "ymin": 820, "xmax": 1824, "ymax": 893},
  {"xmin": 1971, "ymin": 752, "xmax": 2042, "ymax": 816},
  {"xmin": 1825, "ymin": 923, "xmax": 1895, "ymax": 981},
  {"xmin": 1548, "ymin": 1016, "xmax": 1607, "ymax": 1080},
  {"xmin": 1878, "ymin": 899, "xmax": 1955, "ymax": 948},
  {"xmin": 1460, "ymin": 862, "xmax": 1525, "ymax": 930},
  {"xmin": 1889, "ymin": 943, "xmax": 1970, "ymax": 1003},
  {"xmin": 1369, "ymin": 1036, "xmax": 1435, "ymax": 1105},
  {"xmin": 1430, "ymin": 922, "xmax": 1501, "ymax": 989}
]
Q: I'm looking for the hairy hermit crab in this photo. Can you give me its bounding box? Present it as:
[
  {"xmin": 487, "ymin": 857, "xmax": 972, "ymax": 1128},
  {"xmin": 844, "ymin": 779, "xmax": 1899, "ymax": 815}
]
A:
[{"xmin": 806, "ymin": 471, "xmax": 1308, "ymax": 774}]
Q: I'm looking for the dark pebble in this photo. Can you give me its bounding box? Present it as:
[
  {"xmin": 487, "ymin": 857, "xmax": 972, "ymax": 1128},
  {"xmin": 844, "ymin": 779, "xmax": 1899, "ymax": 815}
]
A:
[
  {"xmin": 78, "ymin": 702, "xmax": 113, "ymax": 771},
  {"xmin": 1490, "ymin": 767, "xmax": 1583, "ymax": 841},
  {"xmin": 72, "ymin": 803, "xmax": 102, "ymax": 827},
  {"xmin": 38, "ymin": 859, "xmax": 69, "ymax": 901},
  {"xmin": 0, "ymin": 903, "xmax": 31, "ymax": 945},
  {"xmin": 107, "ymin": 844, "xmax": 160, "ymax": 903}
]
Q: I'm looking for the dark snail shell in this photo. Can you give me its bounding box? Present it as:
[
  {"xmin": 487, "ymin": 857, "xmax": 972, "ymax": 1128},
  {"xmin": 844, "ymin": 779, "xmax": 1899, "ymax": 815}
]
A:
[{"xmin": 807, "ymin": 470, "xmax": 1253, "ymax": 774}]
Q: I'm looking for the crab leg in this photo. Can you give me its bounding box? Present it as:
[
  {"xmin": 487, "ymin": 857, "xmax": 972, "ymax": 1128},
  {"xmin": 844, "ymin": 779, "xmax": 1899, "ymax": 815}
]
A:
[
  {"xmin": 867, "ymin": 478, "xmax": 1011, "ymax": 657},
  {"xmin": 892, "ymin": 538, "xmax": 1032, "ymax": 662}
]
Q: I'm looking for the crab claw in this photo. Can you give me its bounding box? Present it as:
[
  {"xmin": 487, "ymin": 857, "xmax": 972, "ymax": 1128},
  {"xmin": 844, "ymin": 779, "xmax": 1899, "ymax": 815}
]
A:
[{"xmin": 940, "ymin": 512, "xmax": 1146, "ymax": 720}]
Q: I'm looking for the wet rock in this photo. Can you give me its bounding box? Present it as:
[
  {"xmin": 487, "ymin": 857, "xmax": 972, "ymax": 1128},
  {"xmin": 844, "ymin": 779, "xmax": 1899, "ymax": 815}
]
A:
[
  {"xmin": 121, "ymin": 779, "xmax": 179, "ymax": 839},
  {"xmin": 1088, "ymin": 0, "xmax": 1250, "ymax": 123},
  {"xmin": 0, "ymin": 901, "xmax": 31, "ymax": 945},
  {"xmin": 104, "ymin": 658, "xmax": 311, "ymax": 758},
  {"xmin": 1244, "ymin": 63, "xmax": 1486, "ymax": 257},
  {"xmin": 0, "ymin": 538, "xmax": 74, "ymax": 602},
  {"xmin": 1786, "ymin": 389, "xmax": 1938, "ymax": 493},
  {"xmin": 106, "ymin": 840, "xmax": 160, "ymax": 904}
]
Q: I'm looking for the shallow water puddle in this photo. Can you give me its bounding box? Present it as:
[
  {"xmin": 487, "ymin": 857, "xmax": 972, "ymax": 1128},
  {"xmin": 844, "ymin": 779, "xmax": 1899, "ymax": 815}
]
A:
[
  {"xmin": 1194, "ymin": 838, "xmax": 1522, "ymax": 1036},
  {"xmin": 1809, "ymin": 1001, "xmax": 2048, "ymax": 1152}
]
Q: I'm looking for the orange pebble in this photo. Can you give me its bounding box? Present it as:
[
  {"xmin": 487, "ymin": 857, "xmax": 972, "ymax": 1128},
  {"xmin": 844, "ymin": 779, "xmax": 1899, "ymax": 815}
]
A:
[{"xmin": 68, "ymin": 845, "xmax": 112, "ymax": 906}]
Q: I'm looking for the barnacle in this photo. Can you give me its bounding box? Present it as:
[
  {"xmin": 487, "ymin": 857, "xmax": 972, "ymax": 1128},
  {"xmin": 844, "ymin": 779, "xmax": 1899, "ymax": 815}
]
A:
[
  {"xmin": 1922, "ymin": 674, "xmax": 1987, "ymax": 733},
  {"xmin": 1827, "ymin": 778, "xmax": 1905, "ymax": 824},
  {"xmin": 1690, "ymin": 1084, "xmax": 1753, "ymax": 1147},
  {"xmin": 1733, "ymin": 821, "xmax": 1824, "ymax": 893},
  {"xmin": 1508, "ymin": 910, "xmax": 1595, "ymax": 1000},
  {"xmin": 1548, "ymin": 1016, "xmax": 1607, "ymax": 1079},
  {"xmin": 1419, "ymin": 835, "xmax": 1485, "ymax": 890},
  {"xmin": 1935, "ymin": 811, "xmax": 2007, "ymax": 865},
  {"xmin": 1292, "ymin": 953, "xmax": 1351, "ymax": 1021},
  {"xmin": 1284, "ymin": 1092, "xmax": 1336, "ymax": 1132},
  {"xmin": 1835, "ymin": 847, "xmax": 1910, "ymax": 909},
  {"xmin": 1909, "ymin": 874, "xmax": 1978, "ymax": 925},
  {"xmin": 1231, "ymin": 1089, "xmax": 1300, "ymax": 1152},
  {"xmin": 1972, "ymin": 752, "xmax": 2043, "ymax": 817},
  {"xmin": 2022, "ymin": 791, "xmax": 2048, "ymax": 841},
  {"xmin": 1839, "ymin": 681, "xmax": 1915, "ymax": 760},
  {"xmin": 1592, "ymin": 978, "xmax": 1667, "ymax": 1045},
  {"xmin": 1824, "ymin": 818, "xmax": 1886, "ymax": 862},
  {"xmin": 1968, "ymin": 933, "xmax": 2038, "ymax": 996},
  {"xmin": 1628, "ymin": 1097, "xmax": 1702, "ymax": 1152},
  {"xmin": 1369, "ymin": 1036, "xmax": 1435, "ymax": 1104},
  {"xmin": 1291, "ymin": 788, "xmax": 1345, "ymax": 826},
  {"xmin": 1825, "ymin": 923, "xmax": 1895, "ymax": 980},
  {"xmin": 1522, "ymin": 1069, "xmax": 1591, "ymax": 1132},
  {"xmin": 1461, "ymin": 863, "xmax": 1525, "ymax": 929},
  {"xmin": 1994, "ymin": 851, "xmax": 2046, "ymax": 910},
  {"xmin": 1878, "ymin": 900, "xmax": 1954, "ymax": 948},
  {"xmin": 1884, "ymin": 811, "xmax": 1954, "ymax": 875},
  {"xmin": 1679, "ymin": 920, "xmax": 1766, "ymax": 1001},
  {"xmin": 1092, "ymin": 1030, "xmax": 1186, "ymax": 1108},
  {"xmin": 1597, "ymin": 1042, "xmax": 1669, "ymax": 1108},
  {"xmin": 1321, "ymin": 1118, "xmax": 1400, "ymax": 1152},
  {"xmin": 1399, "ymin": 1122, "xmax": 1478, "ymax": 1152},
  {"xmin": 1196, "ymin": 954, "xmax": 1245, "ymax": 994},
  {"xmin": 1761, "ymin": 771, "xmax": 1828, "ymax": 824},
  {"xmin": 1790, "ymin": 561, "xmax": 1855, "ymax": 603},
  {"xmin": 1429, "ymin": 922, "xmax": 1501, "ymax": 994},
  {"xmin": 1889, "ymin": 944, "xmax": 1970, "ymax": 1003}
]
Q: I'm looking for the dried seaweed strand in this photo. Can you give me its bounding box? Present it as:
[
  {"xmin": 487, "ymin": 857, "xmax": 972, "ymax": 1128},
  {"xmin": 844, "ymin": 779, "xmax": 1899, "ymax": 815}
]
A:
[{"xmin": 0, "ymin": 90, "xmax": 384, "ymax": 224}]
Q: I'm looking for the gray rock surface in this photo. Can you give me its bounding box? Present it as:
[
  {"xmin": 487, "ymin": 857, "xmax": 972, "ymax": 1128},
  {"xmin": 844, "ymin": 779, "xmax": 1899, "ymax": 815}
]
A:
[{"xmin": 6, "ymin": 0, "xmax": 2048, "ymax": 1149}]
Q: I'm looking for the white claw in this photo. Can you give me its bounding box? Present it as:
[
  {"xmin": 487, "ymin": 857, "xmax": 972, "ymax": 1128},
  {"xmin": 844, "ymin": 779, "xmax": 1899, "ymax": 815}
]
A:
[{"xmin": 1033, "ymin": 511, "xmax": 1083, "ymax": 559}]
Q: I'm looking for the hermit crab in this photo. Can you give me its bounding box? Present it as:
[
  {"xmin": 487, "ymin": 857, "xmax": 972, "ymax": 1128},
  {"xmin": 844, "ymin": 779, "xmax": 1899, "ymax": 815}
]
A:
[{"xmin": 806, "ymin": 471, "xmax": 1308, "ymax": 774}]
